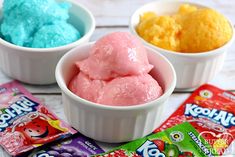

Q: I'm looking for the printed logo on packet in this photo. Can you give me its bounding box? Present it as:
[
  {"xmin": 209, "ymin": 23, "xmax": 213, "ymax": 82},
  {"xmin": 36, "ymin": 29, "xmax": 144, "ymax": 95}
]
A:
[
  {"xmin": 0, "ymin": 81, "xmax": 77, "ymax": 156},
  {"xmin": 185, "ymin": 103, "xmax": 235, "ymax": 128},
  {"xmin": 155, "ymin": 84, "xmax": 235, "ymax": 155},
  {"xmin": 94, "ymin": 122, "xmax": 215, "ymax": 157},
  {"xmin": 198, "ymin": 131, "xmax": 234, "ymax": 155},
  {"xmin": 0, "ymin": 96, "xmax": 39, "ymax": 132},
  {"xmin": 137, "ymin": 140, "xmax": 165, "ymax": 157}
]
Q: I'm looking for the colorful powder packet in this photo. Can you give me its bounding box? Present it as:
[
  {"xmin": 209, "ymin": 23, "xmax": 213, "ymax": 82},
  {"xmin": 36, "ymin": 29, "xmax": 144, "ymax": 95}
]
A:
[
  {"xmin": 94, "ymin": 122, "xmax": 217, "ymax": 157},
  {"xmin": 0, "ymin": 81, "xmax": 77, "ymax": 156},
  {"xmin": 28, "ymin": 133, "xmax": 104, "ymax": 157},
  {"xmin": 155, "ymin": 84, "xmax": 235, "ymax": 155}
]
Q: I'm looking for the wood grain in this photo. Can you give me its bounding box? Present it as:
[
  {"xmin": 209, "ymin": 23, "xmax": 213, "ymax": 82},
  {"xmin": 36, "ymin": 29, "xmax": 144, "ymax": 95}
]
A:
[
  {"xmin": 0, "ymin": 0, "xmax": 234, "ymax": 156},
  {"xmin": 77, "ymin": 0, "xmax": 235, "ymax": 26}
]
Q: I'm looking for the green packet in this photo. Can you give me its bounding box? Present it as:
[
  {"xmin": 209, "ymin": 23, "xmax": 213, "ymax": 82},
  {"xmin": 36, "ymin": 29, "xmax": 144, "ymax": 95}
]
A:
[{"xmin": 94, "ymin": 122, "xmax": 218, "ymax": 157}]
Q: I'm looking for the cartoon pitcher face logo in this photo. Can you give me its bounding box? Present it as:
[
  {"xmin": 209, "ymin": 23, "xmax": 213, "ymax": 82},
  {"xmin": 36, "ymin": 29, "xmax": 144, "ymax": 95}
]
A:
[{"xmin": 12, "ymin": 111, "xmax": 63, "ymax": 145}]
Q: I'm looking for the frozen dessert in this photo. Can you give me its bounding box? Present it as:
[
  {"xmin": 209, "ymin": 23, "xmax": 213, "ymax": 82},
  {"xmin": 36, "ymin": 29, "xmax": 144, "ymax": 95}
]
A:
[
  {"xmin": 0, "ymin": 0, "xmax": 81, "ymax": 48},
  {"xmin": 136, "ymin": 4, "xmax": 233, "ymax": 53},
  {"xmin": 69, "ymin": 32, "xmax": 163, "ymax": 106},
  {"xmin": 31, "ymin": 22, "xmax": 80, "ymax": 48},
  {"xmin": 77, "ymin": 31, "xmax": 153, "ymax": 80}
]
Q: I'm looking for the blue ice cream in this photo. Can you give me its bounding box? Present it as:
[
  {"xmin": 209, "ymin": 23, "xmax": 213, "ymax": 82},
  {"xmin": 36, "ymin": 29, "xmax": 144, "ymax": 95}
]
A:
[
  {"xmin": 32, "ymin": 22, "xmax": 80, "ymax": 48},
  {"xmin": 0, "ymin": 0, "xmax": 81, "ymax": 48}
]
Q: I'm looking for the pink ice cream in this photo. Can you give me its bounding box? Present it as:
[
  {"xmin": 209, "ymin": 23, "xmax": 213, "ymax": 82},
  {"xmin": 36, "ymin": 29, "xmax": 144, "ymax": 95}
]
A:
[
  {"xmin": 69, "ymin": 32, "xmax": 163, "ymax": 106},
  {"xmin": 77, "ymin": 32, "xmax": 153, "ymax": 80}
]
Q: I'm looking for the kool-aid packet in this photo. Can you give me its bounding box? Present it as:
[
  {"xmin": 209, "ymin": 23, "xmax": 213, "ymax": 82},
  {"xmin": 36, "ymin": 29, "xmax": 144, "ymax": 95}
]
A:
[
  {"xmin": 155, "ymin": 84, "xmax": 235, "ymax": 155},
  {"xmin": 28, "ymin": 133, "xmax": 104, "ymax": 157},
  {"xmin": 94, "ymin": 122, "xmax": 218, "ymax": 157},
  {"xmin": 0, "ymin": 81, "xmax": 77, "ymax": 156}
]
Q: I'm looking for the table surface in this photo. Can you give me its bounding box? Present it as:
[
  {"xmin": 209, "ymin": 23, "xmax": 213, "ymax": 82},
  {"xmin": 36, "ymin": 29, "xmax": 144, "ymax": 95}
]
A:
[{"xmin": 0, "ymin": 0, "xmax": 235, "ymax": 156}]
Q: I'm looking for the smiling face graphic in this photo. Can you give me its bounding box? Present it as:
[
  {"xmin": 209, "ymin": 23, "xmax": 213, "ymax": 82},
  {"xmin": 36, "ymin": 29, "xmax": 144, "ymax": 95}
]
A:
[
  {"xmin": 15, "ymin": 116, "xmax": 62, "ymax": 144},
  {"xmin": 24, "ymin": 125, "xmax": 49, "ymax": 140}
]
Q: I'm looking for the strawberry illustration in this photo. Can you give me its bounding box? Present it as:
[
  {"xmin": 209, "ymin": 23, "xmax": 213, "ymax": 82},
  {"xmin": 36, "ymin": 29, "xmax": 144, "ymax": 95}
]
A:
[
  {"xmin": 152, "ymin": 139, "xmax": 165, "ymax": 151},
  {"xmin": 182, "ymin": 151, "xmax": 193, "ymax": 157}
]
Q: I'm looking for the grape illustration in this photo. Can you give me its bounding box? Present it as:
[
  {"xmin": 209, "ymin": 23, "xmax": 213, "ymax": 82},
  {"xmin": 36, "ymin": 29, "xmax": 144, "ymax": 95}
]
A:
[
  {"xmin": 47, "ymin": 150, "xmax": 59, "ymax": 156},
  {"xmin": 43, "ymin": 145, "xmax": 89, "ymax": 157},
  {"xmin": 60, "ymin": 153, "xmax": 72, "ymax": 157}
]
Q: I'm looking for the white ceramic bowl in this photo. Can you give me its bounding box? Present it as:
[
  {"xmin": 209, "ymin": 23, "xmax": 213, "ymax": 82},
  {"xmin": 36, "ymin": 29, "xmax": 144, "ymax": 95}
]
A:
[
  {"xmin": 56, "ymin": 42, "xmax": 176, "ymax": 143},
  {"xmin": 130, "ymin": 0, "xmax": 234, "ymax": 89},
  {"xmin": 0, "ymin": 0, "xmax": 95, "ymax": 85}
]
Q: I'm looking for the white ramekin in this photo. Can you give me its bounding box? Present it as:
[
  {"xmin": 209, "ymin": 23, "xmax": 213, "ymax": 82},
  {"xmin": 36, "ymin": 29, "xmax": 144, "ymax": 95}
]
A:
[
  {"xmin": 55, "ymin": 42, "xmax": 176, "ymax": 143},
  {"xmin": 0, "ymin": 0, "xmax": 95, "ymax": 85},
  {"xmin": 129, "ymin": 0, "xmax": 234, "ymax": 89}
]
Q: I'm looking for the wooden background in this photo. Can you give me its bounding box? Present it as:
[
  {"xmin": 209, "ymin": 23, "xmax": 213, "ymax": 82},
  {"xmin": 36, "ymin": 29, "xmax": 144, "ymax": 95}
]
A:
[{"xmin": 0, "ymin": 0, "xmax": 234, "ymax": 156}]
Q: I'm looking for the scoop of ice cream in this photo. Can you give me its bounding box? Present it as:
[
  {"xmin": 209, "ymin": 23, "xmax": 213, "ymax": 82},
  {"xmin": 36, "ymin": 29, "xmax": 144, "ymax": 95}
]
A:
[
  {"xmin": 97, "ymin": 74, "xmax": 162, "ymax": 106},
  {"xmin": 180, "ymin": 8, "xmax": 233, "ymax": 53},
  {"xmin": 69, "ymin": 73, "xmax": 162, "ymax": 106},
  {"xmin": 32, "ymin": 22, "xmax": 81, "ymax": 48},
  {"xmin": 77, "ymin": 32, "xmax": 153, "ymax": 80},
  {"xmin": 137, "ymin": 12, "xmax": 181, "ymax": 52},
  {"xmin": 0, "ymin": 0, "xmax": 81, "ymax": 48},
  {"xmin": 136, "ymin": 4, "xmax": 233, "ymax": 53},
  {"xmin": 69, "ymin": 72, "xmax": 106, "ymax": 103},
  {"xmin": 69, "ymin": 32, "xmax": 163, "ymax": 106}
]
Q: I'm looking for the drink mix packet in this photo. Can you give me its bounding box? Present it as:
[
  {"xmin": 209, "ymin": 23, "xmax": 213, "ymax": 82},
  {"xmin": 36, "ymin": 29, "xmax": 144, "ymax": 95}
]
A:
[
  {"xmin": 0, "ymin": 81, "xmax": 77, "ymax": 156},
  {"xmin": 155, "ymin": 84, "xmax": 235, "ymax": 155},
  {"xmin": 28, "ymin": 133, "xmax": 104, "ymax": 157},
  {"xmin": 94, "ymin": 122, "xmax": 217, "ymax": 157}
]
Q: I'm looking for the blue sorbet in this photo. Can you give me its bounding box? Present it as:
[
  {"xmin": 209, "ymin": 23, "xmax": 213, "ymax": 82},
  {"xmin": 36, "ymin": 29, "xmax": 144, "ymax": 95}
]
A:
[
  {"xmin": 0, "ymin": 0, "xmax": 81, "ymax": 48},
  {"xmin": 32, "ymin": 22, "xmax": 81, "ymax": 48}
]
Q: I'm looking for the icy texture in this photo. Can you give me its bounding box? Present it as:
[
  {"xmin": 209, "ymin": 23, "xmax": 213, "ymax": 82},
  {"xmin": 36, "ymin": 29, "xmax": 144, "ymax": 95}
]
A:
[{"xmin": 1, "ymin": 0, "xmax": 81, "ymax": 48}]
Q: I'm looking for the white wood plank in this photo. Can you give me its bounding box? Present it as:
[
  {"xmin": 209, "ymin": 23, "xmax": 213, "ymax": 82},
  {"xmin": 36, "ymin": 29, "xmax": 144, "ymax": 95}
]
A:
[
  {"xmin": 0, "ymin": 0, "xmax": 234, "ymax": 26},
  {"xmin": 0, "ymin": 71, "xmax": 61, "ymax": 93},
  {"xmin": 0, "ymin": 0, "xmax": 233, "ymax": 156},
  {"xmin": 76, "ymin": 0, "xmax": 235, "ymax": 26}
]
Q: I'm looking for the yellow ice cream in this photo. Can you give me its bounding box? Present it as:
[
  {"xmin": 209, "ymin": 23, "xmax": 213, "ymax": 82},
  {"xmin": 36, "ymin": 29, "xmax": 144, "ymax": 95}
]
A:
[{"xmin": 136, "ymin": 4, "xmax": 233, "ymax": 53}]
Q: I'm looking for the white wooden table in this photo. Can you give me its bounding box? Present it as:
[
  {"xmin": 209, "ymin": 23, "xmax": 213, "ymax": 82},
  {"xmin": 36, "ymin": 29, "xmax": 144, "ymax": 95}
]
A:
[{"xmin": 0, "ymin": 0, "xmax": 235, "ymax": 156}]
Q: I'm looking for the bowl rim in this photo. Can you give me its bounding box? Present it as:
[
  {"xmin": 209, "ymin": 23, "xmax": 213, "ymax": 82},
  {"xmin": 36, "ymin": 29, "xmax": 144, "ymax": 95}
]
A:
[
  {"xmin": 129, "ymin": 0, "xmax": 235, "ymax": 57},
  {"xmin": 55, "ymin": 42, "xmax": 176, "ymax": 111},
  {"xmin": 0, "ymin": 0, "xmax": 96, "ymax": 53}
]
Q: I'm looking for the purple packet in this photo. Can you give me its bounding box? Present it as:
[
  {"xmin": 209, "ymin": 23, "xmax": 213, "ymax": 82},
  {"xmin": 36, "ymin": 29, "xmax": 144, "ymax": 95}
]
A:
[{"xmin": 28, "ymin": 133, "xmax": 104, "ymax": 157}]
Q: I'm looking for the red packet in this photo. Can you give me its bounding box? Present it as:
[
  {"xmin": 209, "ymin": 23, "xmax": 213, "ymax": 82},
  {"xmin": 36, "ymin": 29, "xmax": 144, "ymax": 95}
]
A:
[
  {"xmin": 0, "ymin": 81, "xmax": 77, "ymax": 156},
  {"xmin": 155, "ymin": 84, "xmax": 235, "ymax": 155}
]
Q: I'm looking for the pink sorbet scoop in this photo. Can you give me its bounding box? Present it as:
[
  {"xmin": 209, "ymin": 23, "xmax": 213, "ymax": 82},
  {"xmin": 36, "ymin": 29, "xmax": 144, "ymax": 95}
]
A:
[
  {"xmin": 69, "ymin": 32, "xmax": 163, "ymax": 106},
  {"xmin": 76, "ymin": 32, "xmax": 153, "ymax": 80}
]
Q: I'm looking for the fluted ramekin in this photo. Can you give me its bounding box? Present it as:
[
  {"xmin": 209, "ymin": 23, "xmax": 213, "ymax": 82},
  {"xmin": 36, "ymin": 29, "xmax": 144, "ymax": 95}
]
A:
[
  {"xmin": 0, "ymin": 0, "xmax": 95, "ymax": 85},
  {"xmin": 129, "ymin": 0, "xmax": 234, "ymax": 89},
  {"xmin": 55, "ymin": 42, "xmax": 176, "ymax": 143}
]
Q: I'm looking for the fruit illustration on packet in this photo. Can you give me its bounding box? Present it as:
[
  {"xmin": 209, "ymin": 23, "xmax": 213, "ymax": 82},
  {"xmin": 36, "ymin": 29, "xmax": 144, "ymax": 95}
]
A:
[
  {"xmin": 94, "ymin": 122, "xmax": 217, "ymax": 157},
  {"xmin": 155, "ymin": 84, "xmax": 235, "ymax": 155},
  {"xmin": 28, "ymin": 133, "xmax": 104, "ymax": 157},
  {"xmin": 0, "ymin": 81, "xmax": 77, "ymax": 156}
]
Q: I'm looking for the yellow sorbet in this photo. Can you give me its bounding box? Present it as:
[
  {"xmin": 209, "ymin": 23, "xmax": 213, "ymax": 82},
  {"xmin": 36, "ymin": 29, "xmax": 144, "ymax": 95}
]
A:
[{"xmin": 136, "ymin": 4, "xmax": 233, "ymax": 53}]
